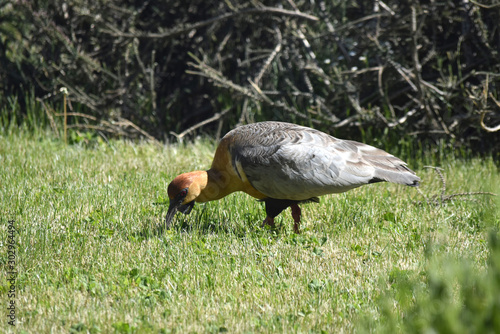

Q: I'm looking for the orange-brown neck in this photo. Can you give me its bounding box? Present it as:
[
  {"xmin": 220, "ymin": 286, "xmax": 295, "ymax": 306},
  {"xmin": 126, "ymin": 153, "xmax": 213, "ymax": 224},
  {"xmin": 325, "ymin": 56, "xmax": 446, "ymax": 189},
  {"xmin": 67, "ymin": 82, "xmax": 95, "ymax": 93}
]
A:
[
  {"xmin": 170, "ymin": 169, "xmax": 241, "ymax": 204},
  {"xmin": 173, "ymin": 136, "xmax": 268, "ymax": 203},
  {"xmin": 174, "ymin": 166, "xmax": 266, "ymax": 203},
  {"xmin": 196, "ymin": 168, "xmax": 243, "ymax": 202}
]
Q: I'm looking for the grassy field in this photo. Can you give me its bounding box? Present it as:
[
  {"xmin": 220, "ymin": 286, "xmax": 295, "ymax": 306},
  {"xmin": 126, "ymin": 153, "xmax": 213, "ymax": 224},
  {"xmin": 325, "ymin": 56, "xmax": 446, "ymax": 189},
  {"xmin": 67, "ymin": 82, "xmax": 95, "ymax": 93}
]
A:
[{"xmin": 0, "ymin": 128, "xmax": 499, "ymax": 333}]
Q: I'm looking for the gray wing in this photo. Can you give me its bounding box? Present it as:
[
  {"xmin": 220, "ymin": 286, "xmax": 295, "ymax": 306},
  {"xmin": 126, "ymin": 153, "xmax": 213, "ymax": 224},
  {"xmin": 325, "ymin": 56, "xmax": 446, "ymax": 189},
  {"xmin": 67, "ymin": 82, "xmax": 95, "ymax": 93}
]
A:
[{"xmin": 227, "ymin": 122, "xmax": 420, "ymax": 201}]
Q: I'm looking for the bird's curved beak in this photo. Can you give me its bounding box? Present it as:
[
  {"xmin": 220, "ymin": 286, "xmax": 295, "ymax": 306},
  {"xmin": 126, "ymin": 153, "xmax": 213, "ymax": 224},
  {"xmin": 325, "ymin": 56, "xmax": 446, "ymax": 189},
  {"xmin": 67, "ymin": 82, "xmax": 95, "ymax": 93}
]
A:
[{"xmin": 165, "ymin": 200, "xmax": 195, "ymax": 228}]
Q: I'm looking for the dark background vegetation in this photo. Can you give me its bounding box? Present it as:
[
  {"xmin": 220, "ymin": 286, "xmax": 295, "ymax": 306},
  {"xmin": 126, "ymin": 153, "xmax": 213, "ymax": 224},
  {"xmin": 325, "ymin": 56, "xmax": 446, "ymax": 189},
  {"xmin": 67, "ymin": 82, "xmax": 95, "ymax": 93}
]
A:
[{"xmin": 1, "ymin": 0, "xmax": 499, "ymax": 150}]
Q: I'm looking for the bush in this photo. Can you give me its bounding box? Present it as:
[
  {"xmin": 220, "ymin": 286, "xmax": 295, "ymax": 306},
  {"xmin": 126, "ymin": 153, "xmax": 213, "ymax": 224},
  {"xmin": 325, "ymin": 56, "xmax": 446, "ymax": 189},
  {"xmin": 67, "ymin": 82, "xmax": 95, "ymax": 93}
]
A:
[{"xmin": 1, "ymin": 1, "xmax": 499, "ymax": 149}]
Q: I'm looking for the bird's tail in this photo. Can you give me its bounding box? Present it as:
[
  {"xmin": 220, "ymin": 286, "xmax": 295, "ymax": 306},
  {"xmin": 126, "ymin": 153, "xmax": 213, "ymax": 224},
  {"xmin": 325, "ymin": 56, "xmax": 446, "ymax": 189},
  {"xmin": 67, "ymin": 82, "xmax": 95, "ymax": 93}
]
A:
[
  {"xmin": 364, "ymin": 155, "xmax": 420, "ymax": 187},
  {"xmin": 372, "ymin": 166, "xmax": 420, "ymax": 187}
]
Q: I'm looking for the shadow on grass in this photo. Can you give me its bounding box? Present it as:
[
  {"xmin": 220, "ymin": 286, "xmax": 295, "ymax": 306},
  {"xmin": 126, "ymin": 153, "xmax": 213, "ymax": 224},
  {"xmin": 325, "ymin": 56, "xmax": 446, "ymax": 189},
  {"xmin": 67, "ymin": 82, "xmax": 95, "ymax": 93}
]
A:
[{"xmin": 126, "ymin": 213, "xmax": 282, "ymax": 241}]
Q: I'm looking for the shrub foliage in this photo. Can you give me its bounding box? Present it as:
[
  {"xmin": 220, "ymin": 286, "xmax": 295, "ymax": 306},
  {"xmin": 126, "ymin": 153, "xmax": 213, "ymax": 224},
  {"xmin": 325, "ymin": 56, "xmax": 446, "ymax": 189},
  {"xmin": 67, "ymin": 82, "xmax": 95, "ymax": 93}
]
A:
[{"xmin": 1, "ymin": 0, "xmax": 499, "ymax": 147}]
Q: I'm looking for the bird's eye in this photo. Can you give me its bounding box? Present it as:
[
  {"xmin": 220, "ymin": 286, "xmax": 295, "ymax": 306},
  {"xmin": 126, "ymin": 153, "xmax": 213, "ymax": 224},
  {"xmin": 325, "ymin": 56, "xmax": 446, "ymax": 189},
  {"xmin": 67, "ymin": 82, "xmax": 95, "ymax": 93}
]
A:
[{"xmin": 179, "ymin": 188, "xmax": 188, "ymax": 198}]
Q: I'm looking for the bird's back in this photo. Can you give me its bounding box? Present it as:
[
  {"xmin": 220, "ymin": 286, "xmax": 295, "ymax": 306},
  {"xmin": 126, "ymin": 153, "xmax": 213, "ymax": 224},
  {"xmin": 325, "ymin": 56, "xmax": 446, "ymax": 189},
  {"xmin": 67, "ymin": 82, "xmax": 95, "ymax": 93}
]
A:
[{"xmin": 218, "ymin": 122, "xmax": 419, "ymax": 201}]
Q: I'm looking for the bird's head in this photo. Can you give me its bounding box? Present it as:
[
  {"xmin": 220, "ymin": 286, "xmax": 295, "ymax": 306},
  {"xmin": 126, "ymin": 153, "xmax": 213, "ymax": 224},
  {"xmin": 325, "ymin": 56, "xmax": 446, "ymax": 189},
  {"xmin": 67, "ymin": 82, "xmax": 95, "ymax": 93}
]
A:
[{"xmin": 165, "ymin": 171, "xmax": 207, "ymax": 228}]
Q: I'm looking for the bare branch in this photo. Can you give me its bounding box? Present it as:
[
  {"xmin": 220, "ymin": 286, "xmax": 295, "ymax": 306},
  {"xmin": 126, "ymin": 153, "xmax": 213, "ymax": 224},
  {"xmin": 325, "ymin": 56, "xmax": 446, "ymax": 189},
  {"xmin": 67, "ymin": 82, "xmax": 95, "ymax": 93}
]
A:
[
  {"xmin": 53, "ymin": 112, "xmax": 98, "ymax": 121},
  {"xmin": 415, "ymin": 166, "xmax": 497, "ymax": 206},
  {"xmin": 478, "ymin": 74, "xmax": 500, "ymax": 133},
  {"xmin": 169, "ymin": 108, "xmax": 231, "ymax": 141},
  {"xmin": 116, "ymin": 118, "xmax": 160, "ymax": 144},
  {"xmin": 425, "ymin": 166, "xmax": 446, "ymax": 202},
  {"xmin": 469, "ymin": 0, "xmax": 500, "ymax": 8},
  {"xmin": 102, "ymin": 6, "xmax": 318, "ymax": 39},
  {"xmin": 254, "ymin": 28, "xmax": 282, "ymax": 85},
  {"xmin": 480, "ymin": 111, "xmax": 500, "ymax": 132}
]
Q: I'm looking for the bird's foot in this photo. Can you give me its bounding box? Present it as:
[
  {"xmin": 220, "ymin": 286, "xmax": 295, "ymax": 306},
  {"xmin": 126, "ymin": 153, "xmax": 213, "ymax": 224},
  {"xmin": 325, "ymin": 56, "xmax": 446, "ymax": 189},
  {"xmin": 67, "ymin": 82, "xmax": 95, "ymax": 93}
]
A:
[
  {"xmin": 262, "ymin": 216, "xmax": 275, "ymax": 229},
  {"xmin": 291, "ymin": 204, "xmax": 301, "ymax": 234}
]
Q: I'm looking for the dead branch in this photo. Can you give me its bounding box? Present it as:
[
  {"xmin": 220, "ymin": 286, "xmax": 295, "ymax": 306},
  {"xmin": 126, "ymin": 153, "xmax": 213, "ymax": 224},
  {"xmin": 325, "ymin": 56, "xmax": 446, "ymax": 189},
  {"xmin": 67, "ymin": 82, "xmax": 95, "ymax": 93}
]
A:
[
  {"xmin": 115, "ymin": 118, "xmax": 160, "ymax": 144},
  {"xmin": 388, "ymin": 59, "xmax": 418, "ymax": 92},
  {"xmin": 470, "ymin": 73, "xmax": 500, "ymax": 133},
  {"xmin": 67, "ymin": 123, "xmax": 122, "ymax": 134},
  {"xmin": 377, "ymin": 66, "xmax": 396, "ymax": 120},
  {"xmin": 53, "ymin": 112, "xmax": 97, "ymax": 121},
  {"xmin": 102, "ymin": 6, "xmax": 318, "ymax": 40},
  {"xmin": 187, "ymin": 56, "xmax": 317, "ymax": 123},
  {"xmin": 414, "ymin": 166, "xmax": 496, "ymax": 206},
  {"xmin": 254, "ymin": 28, "xmax": 282, "ymax": 85},
  {"xmin": 295, "ymin": 23, "xmax": 330, "ymax": 86},
  {"xmin": 52, "ymin": 110, "xmax": 159, "ymax": 142},
  {"xmin": 319, "ymin": 13, "xmax": 388, "ymax": 36},
  {"xmin": 480, "ymin": 110, "xmax": 500, "ymax": 132},
  {"xmin": 378, "ymin": 0, "xmax": 396, "ymax": 15},
  {"xmin": 169, "ymin": 108, "xmax": 231, "ymax": 142},
  {"xmin": 187, "ymin": 54, "xmax": 261, "ymax": 101},
  {"xmin": 410, "ymin": 6, "xmax": 450, "ymax": 136},
  {"xmin": 469, "ymin": 0, "xmax": 500, "ymax": 9},
  {"xmin": 424, "ymin": 166, "xmax": 446, "ymax": 201}
]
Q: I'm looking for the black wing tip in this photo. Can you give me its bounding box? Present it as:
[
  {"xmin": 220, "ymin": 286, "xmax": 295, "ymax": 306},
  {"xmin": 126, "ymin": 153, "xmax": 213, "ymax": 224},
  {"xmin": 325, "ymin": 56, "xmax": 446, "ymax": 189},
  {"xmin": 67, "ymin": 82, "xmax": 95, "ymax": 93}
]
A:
[
  {"xmin": 408, "ymin": 180, "xmax": 420, "ymax": 187},
  {"xmin": 370, "ymin": 174, "xmax": 421, "ymax": 187},
  {"xmin": 368, "ymin": 177, "xmax": 384, "ymax": 184},
  {"xmin": 307, "ymin": 197, "xmax": 320, "ymax": 203}
]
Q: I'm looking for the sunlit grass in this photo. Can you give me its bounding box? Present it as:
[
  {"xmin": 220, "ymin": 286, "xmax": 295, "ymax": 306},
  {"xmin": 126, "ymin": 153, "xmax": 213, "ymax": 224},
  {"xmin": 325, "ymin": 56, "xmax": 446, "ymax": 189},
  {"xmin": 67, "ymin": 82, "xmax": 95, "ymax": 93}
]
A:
[{"xmin": 0, "ymin": 129, "xmax": 498, "ymax": 333}]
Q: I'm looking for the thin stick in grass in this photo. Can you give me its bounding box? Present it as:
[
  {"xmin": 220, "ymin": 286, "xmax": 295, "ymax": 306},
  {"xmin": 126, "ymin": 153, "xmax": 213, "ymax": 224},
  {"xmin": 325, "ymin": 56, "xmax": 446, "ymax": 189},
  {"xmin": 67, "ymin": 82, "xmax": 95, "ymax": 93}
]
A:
[{"xmin": 60, "ymin": 87, "xmax": 68, "ymax": 144}]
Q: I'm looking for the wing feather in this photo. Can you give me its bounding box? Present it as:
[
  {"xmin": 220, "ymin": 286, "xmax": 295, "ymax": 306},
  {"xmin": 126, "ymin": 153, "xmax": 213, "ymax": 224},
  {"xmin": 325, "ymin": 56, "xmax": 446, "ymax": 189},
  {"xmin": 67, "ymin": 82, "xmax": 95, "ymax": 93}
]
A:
[{"xmin": 225, "ymin": 122, "xmax": 419, "ymax": 200}]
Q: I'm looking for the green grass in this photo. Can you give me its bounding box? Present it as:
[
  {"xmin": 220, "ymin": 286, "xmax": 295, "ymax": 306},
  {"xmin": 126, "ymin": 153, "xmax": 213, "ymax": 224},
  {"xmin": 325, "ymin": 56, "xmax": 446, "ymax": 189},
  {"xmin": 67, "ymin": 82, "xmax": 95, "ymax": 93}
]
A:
[{"xmin": 0, "ymin": 129, "xmax": 498, "ymax": 333}]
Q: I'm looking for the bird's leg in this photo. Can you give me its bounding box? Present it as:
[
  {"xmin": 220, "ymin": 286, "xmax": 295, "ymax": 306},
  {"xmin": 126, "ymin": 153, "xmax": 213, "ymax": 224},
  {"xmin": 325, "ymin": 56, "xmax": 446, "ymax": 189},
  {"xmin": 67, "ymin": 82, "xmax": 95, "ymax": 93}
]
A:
[
  {"xmin": 290, "ymin": 204, "xmax": 301, "ymax": 234},
  {"xmin": 262, "ymin": 198, "xmax": 291, "ymax": 230},
  {"xmin": 262, "ymin": 216, "xmax": 275, "ymax": 229}
]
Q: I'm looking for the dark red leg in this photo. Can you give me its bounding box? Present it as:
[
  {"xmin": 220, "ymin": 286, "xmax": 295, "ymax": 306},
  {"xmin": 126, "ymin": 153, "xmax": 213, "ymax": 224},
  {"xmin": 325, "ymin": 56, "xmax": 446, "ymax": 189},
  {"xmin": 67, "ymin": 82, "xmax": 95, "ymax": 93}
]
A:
[
  {"xmin": 262, "ymin": 216, "xmax": 275, "ymax": 229},
  {"xmin": 291, "ymin": 204, "xmax": 301, "ymax": 234}
]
